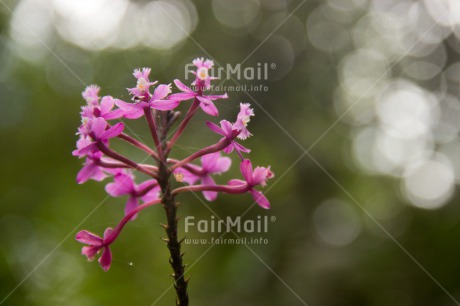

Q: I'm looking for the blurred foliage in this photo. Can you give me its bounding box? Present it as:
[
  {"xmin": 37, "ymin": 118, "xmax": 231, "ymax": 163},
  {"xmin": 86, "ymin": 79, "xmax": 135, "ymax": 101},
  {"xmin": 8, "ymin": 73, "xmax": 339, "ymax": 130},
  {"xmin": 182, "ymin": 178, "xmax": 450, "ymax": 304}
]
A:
[{"xmin": 2, "ymin": 0, "xmax": 460, "ymax": 305}]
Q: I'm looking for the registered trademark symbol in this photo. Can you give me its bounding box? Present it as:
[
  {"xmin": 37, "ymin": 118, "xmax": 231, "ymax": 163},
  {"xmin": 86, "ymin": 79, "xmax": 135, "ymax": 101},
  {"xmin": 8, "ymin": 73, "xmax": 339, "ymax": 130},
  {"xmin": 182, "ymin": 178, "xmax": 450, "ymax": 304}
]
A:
[
  {"xmin": 270, "ymin": 63, "xmax": 276, "ymax": 69},
  {"xmin": 270, "ymin": 216, "xmax": 276, "ymax": 222}
]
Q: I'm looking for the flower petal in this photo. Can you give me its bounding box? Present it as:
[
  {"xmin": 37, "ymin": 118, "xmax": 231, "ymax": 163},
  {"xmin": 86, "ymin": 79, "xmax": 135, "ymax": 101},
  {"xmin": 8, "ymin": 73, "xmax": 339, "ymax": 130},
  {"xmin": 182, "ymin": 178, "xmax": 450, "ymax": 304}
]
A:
[
  {"xmin": 233, "ymin": 141, "xmax": 251, "ymax": 153},
  {"xmin": 105, "ymin": 174, "xmax": 134, "ymax": 196},
  {"xmin": 150, "ymin": 99, "xmax": 180, "ymax": 111},
  {"xmin": 220, "ymin": 120, "xmax": 234, "ymax": 136},
  {"xmin": 76, "ymin": 230, "xmax": 103, "ymax": 246},
  {"xmin": 123, "ymin": 108, "xmax": 145, "ymax": 119},
  {"xmin": 197, "ymin": 96, "xmax": 218, "ymax": 116},
  {"xmin": 240, "ymin": 159, "xmax": 253, "ymax": 184},
  {"xmin": 174, "ymin": 79, "xmax": 194, "ymax": 93},
  {"xmin": 115, "ymin": 100, "xmax": 138, "ymax": 110},
  {"xmin": 100, "ymin": 96, "xmax": 115, "ymax": 114},
  {"xmin": 99, "ymin": 246, "xmax": 112, "ymax": 271},
  {"xmin": 76, "ymin": 163, "xmax": 95, "ymax": 184},
  {"xmin": 103, "ymin": 108, "xmax": 125, "ymax": 120},
  {"xmin": 82, "ymin": 245, "xmax": 100, "ymax": 259},
  {"xmin": 250, "ymin": 189, "xmax": 270, "ymax": 209},
  {"xmin": 100, "ymin": 122, "xmax": 124, "ymax": 140},
  {"xmin": 201, "ymin": 176, "xmax": 217, "ymax": 201},
  {"xmin": 168, "ymin": 92, "xmax": 196, "ymax": 101},
  {"xmin": 252, "ymin": 166, "xmax": 268, "ymax": 186},
  {"xmin": 206, "ymin": 121, "xmax": 225, "ymax": 136},
  {"xmin": 211, "ymin": 156, "xmax": 231, "ymax": 173},
  {"xmin": 203, "ymin": 93, "xmax": 228, "ymax": 100},
  {"xmin": 201, "ymin": 152, "xmax": 220, "ymax": 172},
  {"xmin": 91, "ymin": 117, "xmax": 107, "ymax": 138},
  {"xmin": 77, "ymin": 142, "xmax": 97, "ymax": 156},
  {"xmin": 152, "ymin": 84, "xmax": 171, "ymax": 100}
]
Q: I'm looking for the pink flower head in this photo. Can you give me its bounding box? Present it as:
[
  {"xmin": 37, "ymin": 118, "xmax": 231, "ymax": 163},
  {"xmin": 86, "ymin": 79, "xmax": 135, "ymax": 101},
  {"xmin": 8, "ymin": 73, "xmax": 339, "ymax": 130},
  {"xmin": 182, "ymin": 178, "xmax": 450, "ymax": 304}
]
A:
[
  {"xmin": 76, "ymin": 117, "xmax": 124, "ymax": 156},
  {"xmin": 191, "ymin": 57, "xmax": 215, "ymax": 90},
  {"xmin": 229, "ymin": 159, "xmax": 274, "ymax": 209},
  {"xmin": 207, "ymin": 120, "xmax": 250, "ymax": 155},
  {"xmin": 76, "ymin": 229, "xmax": 113, "ymax": 271},
  {"xmin": 117, "ymin": 84, "xmax": 179, "ymax": 119},
  {"xmin": 76, "ymin": 151, "xmax": 109, "ymax": 184},
  {"xmin": 233, "ymin": 103, "xmax": 254, "ymax": 140},
  {"xmin": 169, "ymin": 79, "xmax": 227, "ymax": 116},
  {"xmin": 105, "ymin": 171, "xmax": 160, "ymax": 218},
  {"xmin": 180, "ymin": 152, "xmax": 231, "ymax": 201},
  {"xmin": 81, "ymin": 96, "xmax": 125, "ymax": 121},
  {"xmin": 82, "ymin": 85, "xmax": 100, "ymax": 106},
  {"xmin": 128, "ymin": 67, "xmax": 158, "ymax": 96}
]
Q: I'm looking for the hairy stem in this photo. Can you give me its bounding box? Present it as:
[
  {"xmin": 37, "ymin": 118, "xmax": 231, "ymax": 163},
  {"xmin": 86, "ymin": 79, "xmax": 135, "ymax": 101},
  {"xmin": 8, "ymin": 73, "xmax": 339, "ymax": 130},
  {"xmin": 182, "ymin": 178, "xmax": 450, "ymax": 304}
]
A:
[{"xmin": 157, "ymin": 112, "xmax": 189, "ymax": 306}]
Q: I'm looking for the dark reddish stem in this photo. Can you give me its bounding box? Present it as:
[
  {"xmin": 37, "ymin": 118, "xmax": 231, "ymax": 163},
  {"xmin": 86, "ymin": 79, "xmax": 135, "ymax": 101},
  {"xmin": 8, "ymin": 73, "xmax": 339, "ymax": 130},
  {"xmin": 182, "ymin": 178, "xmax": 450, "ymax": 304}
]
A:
[
  {"xmin": 166, "ymin": 95, "xmax": 201, "ymax": 154},
  {"xmin": 95, "ymin": 159, "xmax": 158, "ymax": 172},
  {"xmin": 144, "ymin": 108, "xmax": 165, "ymax": 161},
  {"xmin": 118, "ymin": 132, "xmax": 159, "ymax": 160},
  {"xmin": 172, "ymin": 184, "xmax": 248, "ymax": 195},
  {"xmin": 97, "ymin": 142, "xmax": 157, "ymax": 179},
  {"xmin": 170, "ymin": 138, "xmax": 231, "ymax": 171},
  {"xmin": 104, "ymin": 198, "xmax": 162, "ymax": 245}
]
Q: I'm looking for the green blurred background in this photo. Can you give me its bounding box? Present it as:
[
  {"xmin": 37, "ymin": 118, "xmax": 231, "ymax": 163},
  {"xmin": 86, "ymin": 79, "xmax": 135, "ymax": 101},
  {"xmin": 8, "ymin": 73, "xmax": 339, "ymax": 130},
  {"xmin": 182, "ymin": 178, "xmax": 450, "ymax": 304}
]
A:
[{"xmin": 2, "ymin": 0, "xmax": 460, "ymax": 305}]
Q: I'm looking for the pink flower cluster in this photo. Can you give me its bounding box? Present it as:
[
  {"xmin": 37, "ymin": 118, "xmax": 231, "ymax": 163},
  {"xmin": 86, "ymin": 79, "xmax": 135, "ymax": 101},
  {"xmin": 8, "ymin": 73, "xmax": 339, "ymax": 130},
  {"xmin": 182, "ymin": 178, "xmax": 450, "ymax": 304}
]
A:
[{"xmin": 73, "ymin": 58, "xmax": 274, "ymax": 271}]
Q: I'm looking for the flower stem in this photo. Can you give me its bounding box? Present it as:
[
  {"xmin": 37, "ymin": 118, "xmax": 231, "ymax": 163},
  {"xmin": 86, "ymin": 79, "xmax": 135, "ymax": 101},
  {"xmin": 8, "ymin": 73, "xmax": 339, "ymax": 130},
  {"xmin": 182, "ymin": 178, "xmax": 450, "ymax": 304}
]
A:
[
  {"xmin": 104, "ymin": 198, "xmax": 162, "ymax": 245},
  {"xmin": 144, "ymin": 108, "xmax": 165, "ymax": 161},
  {"xmin": 157, "ymin": 112, "xmax": 189, "ymax": 306},
  {"xmin": 166, "ymin": 96, "xmax": 201, "ymax": 154},
  {"xmin": 118, "ymin": 132, "xmax": 159, "ymax": 160},
  {"xmin": 172, "ymin": 184, "xmax": 248, "ymax": 195},
  {"xmin": 170, "ymin": 138, "xmax": 231, "ymax": 171},
  {"xmin": 97, "ymin": 142, "xmax": 157, "ymax": 179}
]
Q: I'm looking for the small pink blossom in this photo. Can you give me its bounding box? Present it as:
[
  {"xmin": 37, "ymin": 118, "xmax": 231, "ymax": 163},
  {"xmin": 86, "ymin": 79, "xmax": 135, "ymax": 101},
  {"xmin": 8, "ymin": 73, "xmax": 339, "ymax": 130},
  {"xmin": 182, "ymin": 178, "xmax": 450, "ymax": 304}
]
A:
[
  {"xmin": 233, "ymin": 103, "xmax": 254, "ymax": 140},
  {"xmin": 76, "ymin": 151, "xmax": 108, "ymax": 184},
  {"xmin": 77, "ymin": 117, "xmax": 124, "ymax": 156},
  {"xmin": 169, "ymin": 79, "xmax": 227, "ymax": 116},
  {"xmin": 206, "ymin": 120, "xmax": 250, "ymax": 155},
  {"xmin": 105, "ymin": 171, "xmax": 160, "ymax": 218},
  {"xmin": 191, "ymin": 57, "xmax": 215, "ymax": 90},
  {"xmin": 117, "ymin": 84, "xmax": 179, "ymax": 118},
  {"xmin": 180, "ymin": 152, "xmax": 231, "ymax": 201},
  {"xmin": 82, "ymin": 85, "xmax": 100, "ymax": 106},
  {"xmin": 128, "ymin": 68, "xmax": 158, "ymax": 96},
  {"xmin": 228, "ymin": 159, "xmax": 274, "ymax": 209},
  {"xmin": 81, "ymin": 96, "xmax": 124, "ymax": 120},
  {"xmin": 76, "ymin": 229, "xmax": 113, "ymax": 271}
]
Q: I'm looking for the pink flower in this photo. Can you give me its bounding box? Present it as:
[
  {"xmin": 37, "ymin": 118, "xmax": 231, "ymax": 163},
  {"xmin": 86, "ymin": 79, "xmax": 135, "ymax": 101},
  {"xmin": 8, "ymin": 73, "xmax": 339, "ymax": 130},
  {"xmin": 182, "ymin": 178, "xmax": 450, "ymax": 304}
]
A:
[
  {"xmin": 76, "ymin": 151, "xmax": 108, "ymax": 184},
  {"xmin": 81, "ymin": 96, "xmax": 125, "ymax": 120},
  {"xmin": 105, "ymin": 171, "xmax": 160, "ymax": 218},
  {"xmin": 117, "ymin": 84, "xmax": 179, "ymax": 119},
  {"xmin": 206, "ymin": 120, "xmax": 250, "ymax": 155},
  {"xmin": 169, "ymin": 79, "xmax": 227, "ymax": 116},
  {"xmin": 128, "ymin": 68, "xmax": 158, "ymax": 96},
  {"xmin": 82, "ymin": 85, "xmax": 100, "ymax": 106},
  {"xmin": 76, "ymin": 229, "xmax": 113, "ymax": 271},
  {"xmin": 229, "ymin": 159, "xmax": 274, "ymax": 209},
  {"xmin": 180, "ymin": 152, "xmax": 231, "ymax": 201},
  {"xmin": 191, "ymin": 57, "xmax": 216, "ymax": 90},
  {"xmin": 77, "ymin": 117, "xmax": 124, "ymax": 156},
  {"xmin": 233, "ymin": 103, "xmax": 254, "ymax": 140}
]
